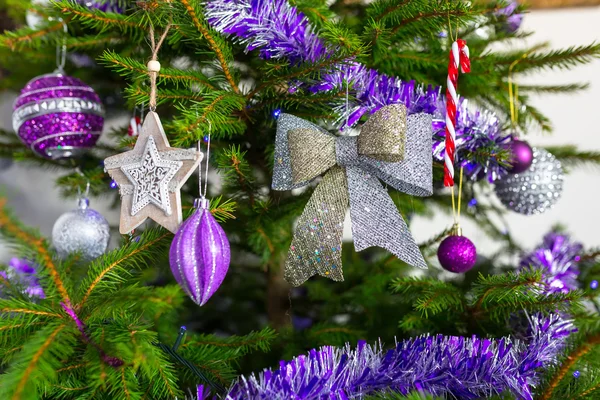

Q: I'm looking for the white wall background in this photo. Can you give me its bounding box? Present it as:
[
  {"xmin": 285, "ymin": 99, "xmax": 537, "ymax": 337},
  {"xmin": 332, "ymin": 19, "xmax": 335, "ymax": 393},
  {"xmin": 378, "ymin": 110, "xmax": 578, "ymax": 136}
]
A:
[{"xmin": 0, "ymin": 6, "xmax": 599, "ymax": 262}]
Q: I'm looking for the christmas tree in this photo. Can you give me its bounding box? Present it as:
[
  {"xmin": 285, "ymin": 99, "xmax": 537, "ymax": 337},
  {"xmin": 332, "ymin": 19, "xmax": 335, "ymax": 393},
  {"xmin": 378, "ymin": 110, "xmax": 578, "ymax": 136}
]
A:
[{"xmin": 0, "ymin": 0, "xmax": 600, "ymax": 399}]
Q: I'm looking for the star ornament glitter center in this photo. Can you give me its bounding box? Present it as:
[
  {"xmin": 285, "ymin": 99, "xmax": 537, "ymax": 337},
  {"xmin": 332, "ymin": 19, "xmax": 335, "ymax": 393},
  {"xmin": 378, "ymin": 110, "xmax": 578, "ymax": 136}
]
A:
[
  {"xmin": 121, "ymin": 136, "xmax": 182, "ymax": 216},
  {"xmin": 104, "ymin": 111, "xmax": 202, "ymax": 234}
]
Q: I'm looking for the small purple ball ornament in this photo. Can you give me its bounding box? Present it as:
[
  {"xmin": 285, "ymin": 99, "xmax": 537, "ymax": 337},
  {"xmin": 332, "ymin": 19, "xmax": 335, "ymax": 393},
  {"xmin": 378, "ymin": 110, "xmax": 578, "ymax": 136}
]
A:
[
  {"xmin": 437, "ymin": 225, "xmax": 477, "ymax": 273},
  {"xmin": 12, "ymin": 72, "xmax": 104, "ymax": 159},
  {"xmin": 506, "ymin": 138, "xmax": 533, "ymax": 174},
  {"xmin": 169, "ymin": 197, "xmax": 231, "ymax": 306}
]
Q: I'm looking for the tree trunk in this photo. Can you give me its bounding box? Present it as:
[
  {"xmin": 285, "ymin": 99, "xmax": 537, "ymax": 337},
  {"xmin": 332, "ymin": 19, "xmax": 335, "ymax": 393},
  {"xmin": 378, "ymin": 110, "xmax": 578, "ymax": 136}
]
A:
[{"xmin": 267, "ymin": 264, "xmax": 292, "ymax": 330}]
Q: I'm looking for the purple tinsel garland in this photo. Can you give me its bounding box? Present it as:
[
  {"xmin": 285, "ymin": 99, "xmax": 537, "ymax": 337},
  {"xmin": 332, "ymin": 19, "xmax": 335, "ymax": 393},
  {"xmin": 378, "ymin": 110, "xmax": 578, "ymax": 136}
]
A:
[
  {"xmin": 216, "ymin": 313, "xmax": 572, "ymax": 400},
  {"xmin": 0, "ymin": 258, "xmax": 45, "ymax": 299},
  {"xmin": 495, "ymin": 0, "xmax": 524, "ymax": 34},
  {"xmin": 204, "ymin": 0, "xmax": 512, "ymax": 181},
  {"xmin": 520, "ymin": 232, "xmax": 583, "ymax": 294}
]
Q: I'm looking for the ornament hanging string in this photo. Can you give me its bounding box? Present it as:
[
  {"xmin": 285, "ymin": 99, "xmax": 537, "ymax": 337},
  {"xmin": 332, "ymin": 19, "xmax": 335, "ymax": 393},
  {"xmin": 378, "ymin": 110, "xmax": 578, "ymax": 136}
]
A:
[
  {"xmin": 443, "ymin": 15, "xmax": 470, "ymax": 188},
  {"xmin": 55, "ymin": 20, "xmax": 67, "ymax": 73},
  {"xmin": 78, "ymin": 181, "xmax": 91, "ymax": 200},
  {"xmin": 74, "ymin": 167, "xmax": 91, "ymax": 200},
  {"xmin": 147, "ymin": 22, "xmax": 172, "ymax": 111},
  {"xmin": 508, "ymin": 53, "xmax": 529, "ymax": 129},
  {"xmin": 198, "ymin": 121, "xmax": 211, "ymax": 199}
]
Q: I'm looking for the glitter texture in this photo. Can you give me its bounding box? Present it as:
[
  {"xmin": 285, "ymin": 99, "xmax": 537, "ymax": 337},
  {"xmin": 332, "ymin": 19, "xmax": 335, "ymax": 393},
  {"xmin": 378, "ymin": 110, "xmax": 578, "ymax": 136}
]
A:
[
  {"xmin": 12, "ymin": 73, "xmax": 104, "ymax": 159},
  {"xmin": 494, "ymin": 148, "xmax": 563, "ymax": 215},
  {"xmin": 169, "ymin": 199, "xmax": 231, "ymax": 306},
  {"xmin": 519, "ymin": 232, "xmax": 582, "ymax": 293},
  {"xmin": 273, "ymin": 105, "xmax": 432, "ymax": 286},
  {"xmin": 120, "ymin": 136, "xmax": 183, "ymax": 216},
  {"xmin": 285, "ymin": 166, "xmax": 348, "ymax": 285},
  {"xmin": 51, "ymin": 197, "xmax": 110, "ymax": 261},
  {"xmin": 437, "ymin": 235, "xmax": 477, "ymax": 273},
  {"xmin": 224, "ymin": 313, "xmax": 574, "ymax": 400}
]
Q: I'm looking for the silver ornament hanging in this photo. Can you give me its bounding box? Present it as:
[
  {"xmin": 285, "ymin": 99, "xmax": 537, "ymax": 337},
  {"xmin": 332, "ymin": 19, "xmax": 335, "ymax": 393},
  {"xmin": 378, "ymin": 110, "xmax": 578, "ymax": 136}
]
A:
[
  {"xmin": 52, "ymin": 197, "xmax": 110, "ymax": 261},
  {"xmin": 494, "ymin": 148, "xmax": 563, "ymax": 215}
]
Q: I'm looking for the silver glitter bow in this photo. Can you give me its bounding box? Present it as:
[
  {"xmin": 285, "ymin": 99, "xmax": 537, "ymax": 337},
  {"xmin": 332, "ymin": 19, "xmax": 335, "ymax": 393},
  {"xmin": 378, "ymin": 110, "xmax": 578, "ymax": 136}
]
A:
[{"xmin": 273, "ymin": 104, "xmax": 433, "ymax": 286}]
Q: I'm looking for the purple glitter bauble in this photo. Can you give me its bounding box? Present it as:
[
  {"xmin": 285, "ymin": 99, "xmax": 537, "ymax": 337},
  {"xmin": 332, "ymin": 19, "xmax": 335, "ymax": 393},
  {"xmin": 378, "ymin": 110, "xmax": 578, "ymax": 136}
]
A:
[
  {"xmin": 437, "ymin": 235, "xmax": 477, "ymax": 273},
  {"xmin": 506, "ymin": 139, "xmax": 533, "ymax": 174},
  {"xmin": 12, "ymin": 72, "xmax": 104, "ymax": 159},
  {"xmin": 169, "ymin": 198, "xmax": 231, "ymax": 306}
]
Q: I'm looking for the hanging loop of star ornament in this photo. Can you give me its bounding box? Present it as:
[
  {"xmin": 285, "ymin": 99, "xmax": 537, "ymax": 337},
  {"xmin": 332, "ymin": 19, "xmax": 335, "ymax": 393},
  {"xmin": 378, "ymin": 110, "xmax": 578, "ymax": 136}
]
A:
[{"xmin": 104, "ymin": 111, "xmax": 203, "ymax": 234}]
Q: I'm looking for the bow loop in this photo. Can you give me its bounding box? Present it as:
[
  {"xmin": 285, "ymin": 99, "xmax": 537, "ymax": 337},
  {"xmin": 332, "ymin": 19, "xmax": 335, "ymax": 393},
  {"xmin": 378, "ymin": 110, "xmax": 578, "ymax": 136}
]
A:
[
  {"xmin": 289, "ymin": 127, "xmax": 336, "ymax": 184},
  {"xmin": 357, "ymin": 103, "xmax": 406, "ymax": 162}
]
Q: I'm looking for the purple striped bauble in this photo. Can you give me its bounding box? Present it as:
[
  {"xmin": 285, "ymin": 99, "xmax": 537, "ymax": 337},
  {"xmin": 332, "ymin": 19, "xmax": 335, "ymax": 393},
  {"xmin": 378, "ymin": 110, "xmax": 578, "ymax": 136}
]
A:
[
  {"xmin": 12, "ymin": 72, "xmax": 104, "ymax": 159},
  {"xmin": 169, "ymin": 198, "xmax": 231, "ymax": 306}
]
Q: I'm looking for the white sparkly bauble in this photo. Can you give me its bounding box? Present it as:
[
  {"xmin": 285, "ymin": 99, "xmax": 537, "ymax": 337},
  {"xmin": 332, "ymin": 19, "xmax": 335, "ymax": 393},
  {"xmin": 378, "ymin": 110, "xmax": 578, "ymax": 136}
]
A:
[
  {"xmin": 52, "ymin": 198, "xmax": 110, "ymax": 261},
  {"xmin": 494, "ymin": 148, "xmax": 563, "ymax": 215}
]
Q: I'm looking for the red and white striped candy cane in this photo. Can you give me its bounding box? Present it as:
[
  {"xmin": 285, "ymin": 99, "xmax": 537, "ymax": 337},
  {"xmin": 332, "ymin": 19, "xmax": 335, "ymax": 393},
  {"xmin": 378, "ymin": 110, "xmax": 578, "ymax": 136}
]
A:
[{"xmin": 444, "ymin": 39, "xmax": 471, "ymax": 187}]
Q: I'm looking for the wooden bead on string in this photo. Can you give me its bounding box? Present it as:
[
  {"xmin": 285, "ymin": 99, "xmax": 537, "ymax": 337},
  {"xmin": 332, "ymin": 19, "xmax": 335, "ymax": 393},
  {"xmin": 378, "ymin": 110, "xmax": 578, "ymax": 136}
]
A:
[{"xmin": 147, "ymin": 60, "xmax": 161, "ymax": 73}]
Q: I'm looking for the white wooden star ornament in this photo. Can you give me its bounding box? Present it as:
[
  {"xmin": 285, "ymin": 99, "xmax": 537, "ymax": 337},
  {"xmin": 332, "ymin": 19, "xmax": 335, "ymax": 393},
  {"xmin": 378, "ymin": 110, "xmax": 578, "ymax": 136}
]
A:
[{"xmin": 104, "ymin": 111, "xmax": 203, "ymax": 234}]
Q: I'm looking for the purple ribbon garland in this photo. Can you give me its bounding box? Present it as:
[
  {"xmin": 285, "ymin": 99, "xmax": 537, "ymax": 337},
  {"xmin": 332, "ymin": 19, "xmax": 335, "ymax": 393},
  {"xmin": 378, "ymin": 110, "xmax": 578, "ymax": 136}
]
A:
[{"xmin": 205, "ymin": 0, "xmax": 512, "ymax": 182}]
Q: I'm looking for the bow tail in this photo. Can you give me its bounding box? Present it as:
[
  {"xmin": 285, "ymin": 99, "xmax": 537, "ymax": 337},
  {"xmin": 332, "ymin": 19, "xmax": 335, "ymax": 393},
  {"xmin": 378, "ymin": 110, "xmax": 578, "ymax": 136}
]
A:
[
  {"xmin": 346, "ymin": 166, "xmax": 427, "ymax": 269},
  {"xmin": 284, "ymin": 166, "xmax": 349, "ymax": 286}
]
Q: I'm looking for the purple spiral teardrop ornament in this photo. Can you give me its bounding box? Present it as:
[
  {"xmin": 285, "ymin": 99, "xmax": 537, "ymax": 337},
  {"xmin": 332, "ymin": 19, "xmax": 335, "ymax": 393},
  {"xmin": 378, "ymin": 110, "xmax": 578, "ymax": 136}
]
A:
[
  {"xmin": 169, "ymin": 198, "xmax": 230, "ymax": 306},
  {"xmin": 12, "ymin": 72, "xmax": 104, "ymax": 159}
]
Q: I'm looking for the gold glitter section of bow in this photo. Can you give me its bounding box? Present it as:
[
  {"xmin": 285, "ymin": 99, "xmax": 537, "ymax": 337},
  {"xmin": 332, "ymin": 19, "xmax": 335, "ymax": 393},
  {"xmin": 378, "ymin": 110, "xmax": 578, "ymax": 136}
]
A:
[
  {"xmin": 288, "ymin": 127, "xmax": 336, "ymax": 184},
  {"xmin": 357, "ymin": 103, "xmax": 406, "ymax": 162},
  {"xmin": 284, "ymin": 166, "xmax": 348, "ymax": 286}
]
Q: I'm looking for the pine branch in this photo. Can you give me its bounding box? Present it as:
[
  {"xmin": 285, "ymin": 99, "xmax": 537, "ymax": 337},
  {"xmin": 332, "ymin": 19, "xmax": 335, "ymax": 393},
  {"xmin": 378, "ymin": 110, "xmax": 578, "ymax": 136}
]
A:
[
  {"xmin": 100, "ymin": 50, "xmax": 217, "ymax": 89},
  {"xmin": 171, "ymin": 93, "xmax": 247, "ymax": 145},
  {"xmin": 0, "ymin": 19, "xmax": 67, "ymax": 51},
  {"xmin": 175, "ymin": 0, "xmax": 240, "ymax": 93},
  {"xmin": 56, "ymin": 167, "xmax": 109, "ymax": 198},
  {"xmin": 65, "ymin": 34, "xmax": 125, "ymax": 50},
  {"xmin": 418, "ymin": 227, "xmax": 452, "ymax": 249},
  {"xmin": 76, "ymin": 228, "xmax": 172, "ymax": 310},
  {"xmin": 470, "ymin": 269, "xmax": 580, "ymax": 321},
  {"xmin": 215, "ymin": 145, "xmax": 255, "ymax": 202},
  {"xmin": 539, "ymin": 334, "xmax": 600, "ymax": 400},
  {"xmin": 0, "ymin": 299, "xmax": 63, "ymax": 320},
  {"xmin": 391, "ymin": 277, "xmax": 465, "ymax": 317},
  {"xmin": 291, "ymin": 0, "xmax": 337, "ymax": 26},
  {"xmin": 208, "ymin": 195, "xmax": 237, "ymax": 222},
  {"xmin": 368, "ymin": 0, "xmax": 411, "ymax": 22},
  {"xmin": 124, "ymin": 85, "xmax": 204, "ymax": 107},
  {"xmin": 182, "ymin": 327, "xmax": 275, "ymax": 354},
  {"xmin": 0, "ymin": 199, "xmax": 71, "ymax": 304},
  {"xmin": 517, "ymin": 83, "xmax": 589, "ymax": 94},
  {"xmin": 0, "ymin": 323, "xmax": 73, "ymax": 400},
  {"xmin": 247, "ymin": 51, "xmax": 361, "ymax": 100},
  {"xmin": 544, "ymin": 145, "xmax": 600, "ymax": 170},
  {"xmin": 56, "ymin": 1, "xmax": 147, "ymax": 35},
  {"xmin": 506, "ymin": 43, "xmax": 600, "ymax": 74}
]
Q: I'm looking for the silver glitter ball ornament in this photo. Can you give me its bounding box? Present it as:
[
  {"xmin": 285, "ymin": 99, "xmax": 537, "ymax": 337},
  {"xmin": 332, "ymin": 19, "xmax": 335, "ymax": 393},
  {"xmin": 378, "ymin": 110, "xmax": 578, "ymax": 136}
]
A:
[
  {"xmin": 52, "ymin": 197, "xmax": 110, "ymax": 260},
  {"xmin": 494, "ymin": 148, "xmax": 563, "ymax": 215}
]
